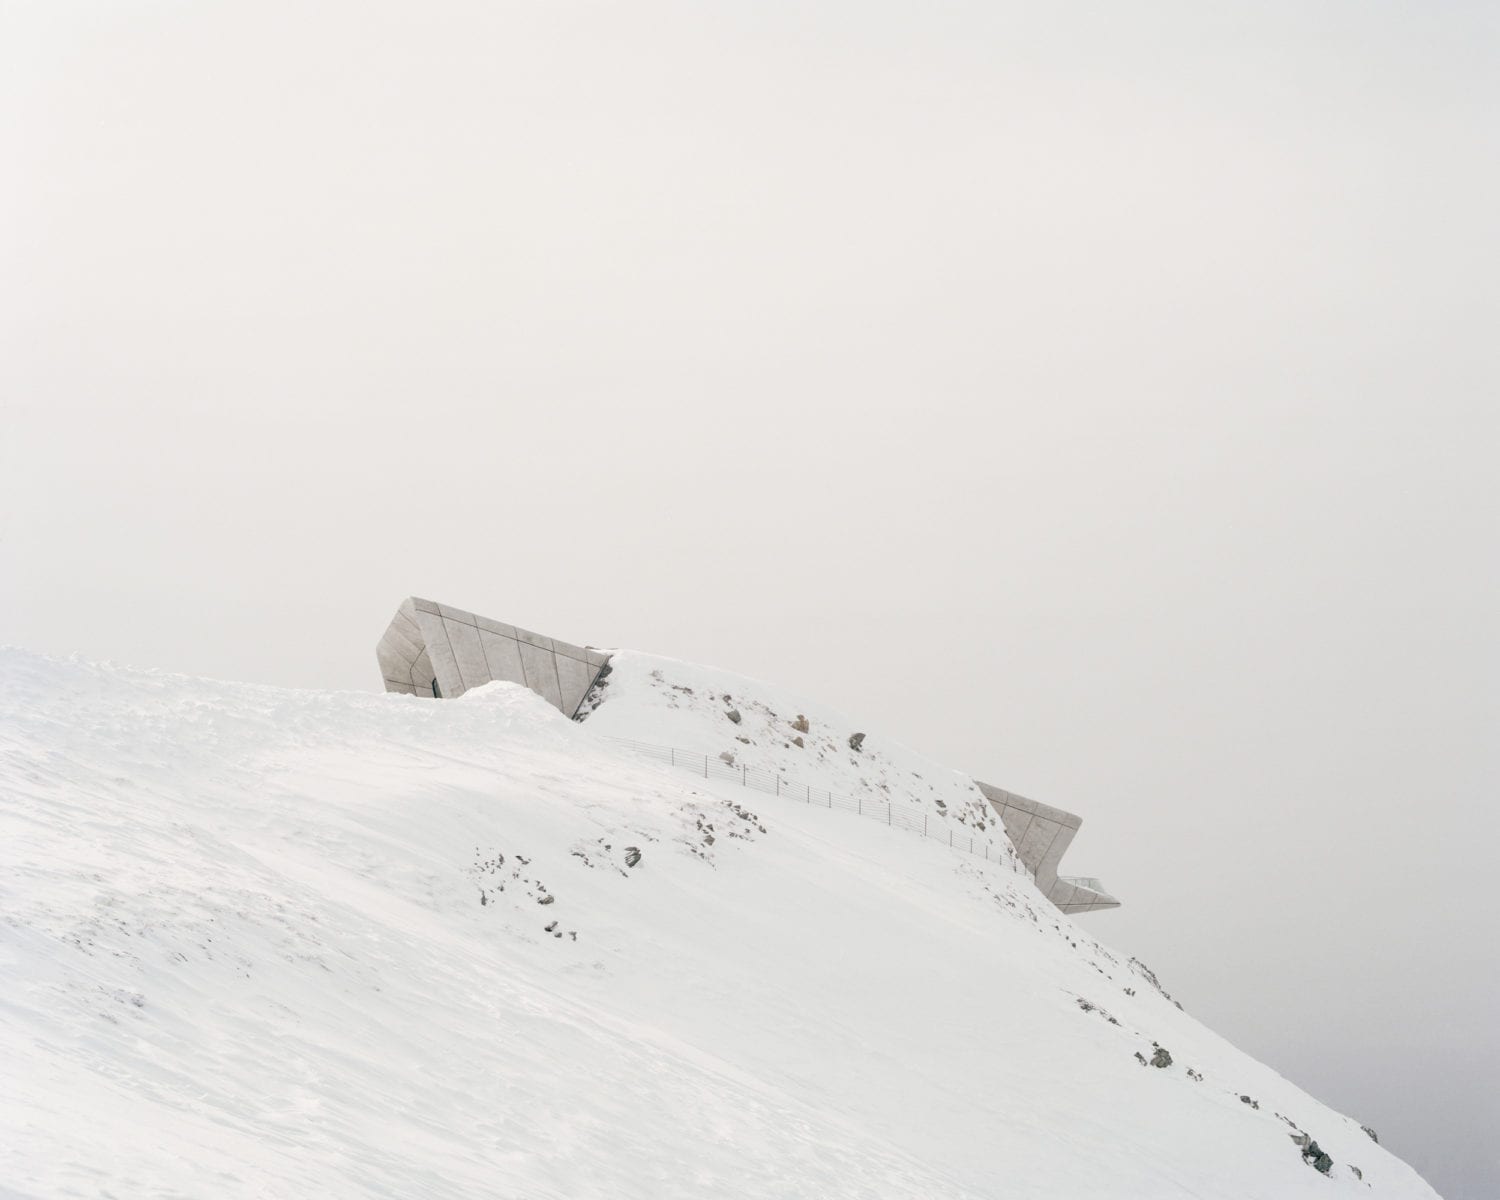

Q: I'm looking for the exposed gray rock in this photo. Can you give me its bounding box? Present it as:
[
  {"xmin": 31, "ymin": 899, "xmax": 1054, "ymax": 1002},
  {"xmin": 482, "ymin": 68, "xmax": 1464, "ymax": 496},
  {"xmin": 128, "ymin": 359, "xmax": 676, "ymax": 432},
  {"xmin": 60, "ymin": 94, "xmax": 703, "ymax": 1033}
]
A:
[
  {"xmin": 537, "ymin": 894, "xmax": 555, "ymax": 905},
  {"xmin": 1362, "ymin": 1125, "xmax": 1379, "ymax": 1143},
  {"xmin": 791, "ymin": 736, "xmax": 804, "ymax": 748},
  {"xmin": 726, "ymin": 708, "xmax": 742, "ymax": 724},
  {"xmin": 1289, "ymin": 1132, "xmax": 1333, "ymax": 1174},
  {"xmin": 792, "ymin": 714, "xmax": 810, "ymax": 733},
  {"xmin": 848, "ymin": 731, "xmax": 865, "ymax": 751},
  {"xmin": 624, "ymin": 847, "xmax": 642, "ymax": 868},
  {"xmin": 1239, "ymin": 1095, "xmax": 1260, "ymax": 1110},
  {"xmin": 1150, "ymin": 1046, "xmax": 1172, "ymax": 1069}
]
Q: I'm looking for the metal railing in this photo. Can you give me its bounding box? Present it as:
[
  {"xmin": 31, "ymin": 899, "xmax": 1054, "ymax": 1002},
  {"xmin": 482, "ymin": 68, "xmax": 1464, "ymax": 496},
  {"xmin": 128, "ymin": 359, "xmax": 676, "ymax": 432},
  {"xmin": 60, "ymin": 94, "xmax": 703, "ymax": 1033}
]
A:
[{"xmin": 599, "ymin": 735, "xmax": 1022, "ymax": 874}]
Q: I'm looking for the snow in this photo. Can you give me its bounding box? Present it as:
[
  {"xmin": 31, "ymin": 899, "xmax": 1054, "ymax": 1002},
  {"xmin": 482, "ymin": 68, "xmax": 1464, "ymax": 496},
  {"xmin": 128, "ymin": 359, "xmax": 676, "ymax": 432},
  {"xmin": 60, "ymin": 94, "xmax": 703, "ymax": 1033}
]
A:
[
  {"xmin": 577, "ymin": 650, "xmax": 1017, "ymax": 864},
  {"xmin": 0, "ymin": 647, "xmax": 1440, "ymax": 1199}
]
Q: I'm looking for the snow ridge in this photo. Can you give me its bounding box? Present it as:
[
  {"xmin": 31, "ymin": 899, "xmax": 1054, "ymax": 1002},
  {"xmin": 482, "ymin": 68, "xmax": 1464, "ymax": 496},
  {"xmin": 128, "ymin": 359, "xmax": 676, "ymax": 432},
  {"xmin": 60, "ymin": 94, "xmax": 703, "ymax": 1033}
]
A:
[{"xmin": 0, "ymin": 647, "xmax": 1439, "ymax": 1199}]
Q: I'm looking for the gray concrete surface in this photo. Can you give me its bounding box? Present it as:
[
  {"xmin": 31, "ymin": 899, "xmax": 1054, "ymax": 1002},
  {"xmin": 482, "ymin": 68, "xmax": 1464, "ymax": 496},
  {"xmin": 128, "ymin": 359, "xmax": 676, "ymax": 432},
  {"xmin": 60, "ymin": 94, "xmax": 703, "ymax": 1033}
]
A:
[
  {"xmin": 975, "ymin": 780, "xmax": 1119, "ymax": 913},
  {"xmin": 376, "ymin": 597, "xmax": 608, "ymax": 717}
]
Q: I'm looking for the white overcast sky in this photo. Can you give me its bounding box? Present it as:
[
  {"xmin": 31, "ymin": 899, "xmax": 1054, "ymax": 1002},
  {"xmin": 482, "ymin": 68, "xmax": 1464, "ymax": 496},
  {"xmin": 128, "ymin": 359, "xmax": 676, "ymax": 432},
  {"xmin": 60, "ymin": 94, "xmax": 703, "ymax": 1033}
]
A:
[{"xmin": 3, "ymin": 2, "xmax": 1496, "ymax": 1196}]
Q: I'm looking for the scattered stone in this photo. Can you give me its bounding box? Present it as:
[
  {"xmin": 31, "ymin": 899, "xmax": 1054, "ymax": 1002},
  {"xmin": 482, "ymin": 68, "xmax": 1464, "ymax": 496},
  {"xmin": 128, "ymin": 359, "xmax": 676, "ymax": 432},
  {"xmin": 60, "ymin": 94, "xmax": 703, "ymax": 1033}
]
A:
[
  {"xmin": 544, "ymin": 920, "xmax": 558, "ymax": 932},
  {"xmin": 791, "ymin": 736, "xmax": 804, "ymax": 748},
  {"xmin": 1150, "ymin": 1046, "xmax": 1173, "ymax": 1069},
  {"xmin": 1239, "ymin": 1095, "xmax": 1260, "ymax": 1110},
  {"xmin": 719, "ymin": 751, "xmax": 736, "ymax": 765},
  {"xmin": 1351, "ymin": 1165, "xmax": 1362, "ymax": 1180},
  {"xmin": 848, "ymin": 732, "xmax": 865, "ymax": 751},
  {"xmin": 537, "ymin": 894, "xmax": 555, "ymax": 906},
  {"xmin": 1186, "ymin": 1068, "xmax": 1203, "ymax": 1082},
  {"xmin": 726, "ymin": 708, "xmax": 742, "ymax": 724},
  {"xmin": 792, "ymin": 714, "xmax": 810, "ymax": 733},
  {"xmin": 735, "ymin": 735, "xmax": 750, "ymax": 744},
  {"xmin": 1134, "ymin": 1052, "xmax": 1148, "ymax": 1066},
  {"xmin": 1289, "ymin": 1132, "xmax": 1333, "ymax": 1174},
  {"xmin": 624, "ymin": 847, "xmax": 642, "ymax": 868},
  {"xmin": 1361, "ymin": 1125, "xmax": 1379, "ymax": 1143}
]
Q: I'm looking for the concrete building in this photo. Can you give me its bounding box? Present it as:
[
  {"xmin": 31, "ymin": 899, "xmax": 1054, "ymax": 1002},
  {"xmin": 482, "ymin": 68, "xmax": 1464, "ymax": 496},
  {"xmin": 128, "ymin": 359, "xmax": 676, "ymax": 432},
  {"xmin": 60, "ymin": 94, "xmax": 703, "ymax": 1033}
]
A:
[
  {"xmin": 375, "ymin": 597, "xmax": 609, "ymax": 717},
  {"xmin": 976, "ymin": 782, "xmax": 1118, "ymax": 914},
  {"xmin": 375, "ymin": 597, "xmax": 1117, "ymax": 913}
]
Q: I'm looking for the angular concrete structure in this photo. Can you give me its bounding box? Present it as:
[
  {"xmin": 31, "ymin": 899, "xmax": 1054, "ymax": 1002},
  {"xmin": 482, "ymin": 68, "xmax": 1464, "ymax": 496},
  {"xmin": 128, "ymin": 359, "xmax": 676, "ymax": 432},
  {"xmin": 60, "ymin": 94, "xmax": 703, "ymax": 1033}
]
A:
[
  {"xmin": 376, "ymin": 597, "xmax": 610, "ymax": 718},
  {"xmin": 976, "ymin": 781, "xmax": 1118, "ymax": 913}
]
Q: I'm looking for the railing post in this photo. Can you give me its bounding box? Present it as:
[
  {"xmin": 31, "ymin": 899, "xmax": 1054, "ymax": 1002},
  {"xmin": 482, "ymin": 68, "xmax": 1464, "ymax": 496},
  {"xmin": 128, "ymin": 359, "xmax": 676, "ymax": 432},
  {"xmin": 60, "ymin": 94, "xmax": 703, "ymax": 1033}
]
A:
[
  {"xmin": 704, "ymin": 753, "xmax": 708, "ymax": 778},
  {"xmin": 924, "ymin": 815, "xmax": 928, "ymax": 835},
  {"xmin": 858, "ymin": 797, "xmax": 862, "ymax": 815},
  {"xmin": 887, "ymin": 802, "xmax": 891, "ymax": 825},
  {"xmin": 670, "ymin": 748, "xmax": 675, "ymax": 767},
  {"xmin": 949, "ymin": 830, "xmax": 953, "ymax": 847}
]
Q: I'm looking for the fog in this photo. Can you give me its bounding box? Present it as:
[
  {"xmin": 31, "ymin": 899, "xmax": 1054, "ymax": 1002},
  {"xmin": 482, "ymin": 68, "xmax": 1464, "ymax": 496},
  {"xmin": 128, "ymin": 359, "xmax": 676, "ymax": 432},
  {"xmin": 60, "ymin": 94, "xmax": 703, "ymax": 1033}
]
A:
[{"xmin": 3, "ymin": 2, "xmax": 1496, "ymax": 1195}]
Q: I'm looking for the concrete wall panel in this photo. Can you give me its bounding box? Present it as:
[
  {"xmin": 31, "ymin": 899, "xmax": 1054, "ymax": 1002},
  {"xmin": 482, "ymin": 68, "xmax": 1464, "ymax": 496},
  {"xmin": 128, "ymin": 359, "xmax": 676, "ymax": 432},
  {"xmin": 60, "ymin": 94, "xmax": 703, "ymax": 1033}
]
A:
[
  {"xmin": 443, "ymin": 619, "xmax": 491, "ymax": 691},
  {"xmin": 478, "ymin": 629, "xmax": 527, "ymax": 689},
  {"xmin": 556, "ymin": 654, "xmax": 594, "ymax": 717},
  {"xmin": 412, "ymin": 609, "xmax": 464, "ymax": 699},
  {"xmin": 517, "ymin": 640, "xmax": 564, "ymax": 710},
  {"xmin": 551, "ymin": 637, "xmax": 590, "ymax": 664},
  {"xmin": 514, "ymin": 626, "xmax": 553, "ymax": 652},
  {"xmin": 410, "ymin": 648, "xmax": 433, "ymax": 691},
  {"xmin": 1016, "ymin": 818, "xmax": 1061, "ymax": 874},
  {"xmin": 475, "ymin": 614, "xmax": 517, "ymax": 638}
]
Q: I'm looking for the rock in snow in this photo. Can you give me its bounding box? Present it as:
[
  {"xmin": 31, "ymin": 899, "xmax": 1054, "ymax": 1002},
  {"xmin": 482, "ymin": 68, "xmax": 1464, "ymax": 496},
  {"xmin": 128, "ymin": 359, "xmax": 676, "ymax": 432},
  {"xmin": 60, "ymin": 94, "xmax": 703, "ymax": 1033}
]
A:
[{"xmin": 0, "ymin": 647, "xmax": 1440, "ymax": 1200}]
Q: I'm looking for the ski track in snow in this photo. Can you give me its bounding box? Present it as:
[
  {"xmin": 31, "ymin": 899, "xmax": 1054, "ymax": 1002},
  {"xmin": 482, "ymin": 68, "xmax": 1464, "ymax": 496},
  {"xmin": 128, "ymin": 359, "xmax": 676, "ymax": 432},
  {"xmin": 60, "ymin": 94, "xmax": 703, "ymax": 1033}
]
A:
[{"xmin": 0, "ymin": 647, "xmax": 1439, "ymax": 1199}]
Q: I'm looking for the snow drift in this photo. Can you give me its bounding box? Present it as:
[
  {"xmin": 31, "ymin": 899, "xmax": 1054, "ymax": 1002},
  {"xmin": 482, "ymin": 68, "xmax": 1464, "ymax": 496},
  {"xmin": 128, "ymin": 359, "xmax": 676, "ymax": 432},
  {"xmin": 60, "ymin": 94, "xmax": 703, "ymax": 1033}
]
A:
[{"xmin": 0, "ymin": 647, "xmax": 1438, "ymax": 1198}]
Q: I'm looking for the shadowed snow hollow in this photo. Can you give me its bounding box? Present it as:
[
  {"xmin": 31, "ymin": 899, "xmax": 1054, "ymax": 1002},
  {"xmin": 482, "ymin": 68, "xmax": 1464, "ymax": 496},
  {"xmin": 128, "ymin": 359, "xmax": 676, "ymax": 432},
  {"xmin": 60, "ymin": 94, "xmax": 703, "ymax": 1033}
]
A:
[{"xmin": 0, "ymin": 648, "xmax": 1439, "ymax": 1199}]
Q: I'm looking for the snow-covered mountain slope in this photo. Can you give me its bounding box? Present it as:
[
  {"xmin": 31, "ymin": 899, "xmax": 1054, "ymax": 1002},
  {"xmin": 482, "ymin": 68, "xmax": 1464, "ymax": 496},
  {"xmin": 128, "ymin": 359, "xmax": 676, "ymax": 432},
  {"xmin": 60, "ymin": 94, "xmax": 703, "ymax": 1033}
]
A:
[
  {"xmin": 1, "ymin": 648, "xmax": 1438, "ymax": 1199},
  {"xmin": 577, "ymin": 649, "xmax": 1015, "ymax": 859}
]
